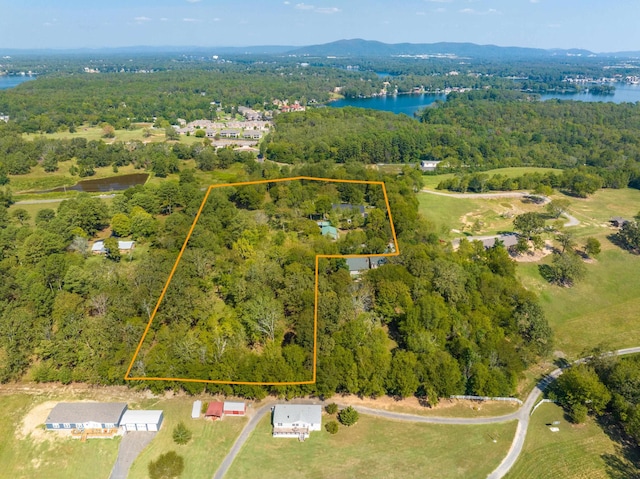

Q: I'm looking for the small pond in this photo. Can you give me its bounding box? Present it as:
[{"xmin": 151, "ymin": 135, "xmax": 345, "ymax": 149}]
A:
[{"xmin": 47, "ymin": 173, "xmax": 149, "ymax": 193}]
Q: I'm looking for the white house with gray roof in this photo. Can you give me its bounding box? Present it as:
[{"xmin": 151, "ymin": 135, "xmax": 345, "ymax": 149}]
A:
[
  {"xmin": 45, "ymin": 402, "xmax": 128, "ymax": 430},
  {"xmin": 272, "ymin": 404, "xmax": 322, "ymax": 440}
]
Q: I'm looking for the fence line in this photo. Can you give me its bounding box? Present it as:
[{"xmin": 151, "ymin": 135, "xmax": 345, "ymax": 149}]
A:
[{"xmin": 449, "ymin": 395, "xmax": 523, "ymax": 405}]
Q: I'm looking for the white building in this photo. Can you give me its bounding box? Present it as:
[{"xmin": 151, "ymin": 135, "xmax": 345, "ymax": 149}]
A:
[
  {"xmin": 119, "ymin": 410, "xmax": 164, "ymax": 432},
  {"xmin": 272, "ymin": 404, "xmax": 322, "ymax": 440}
]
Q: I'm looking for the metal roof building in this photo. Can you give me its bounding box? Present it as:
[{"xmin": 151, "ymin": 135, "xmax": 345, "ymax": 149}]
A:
[
  {"xmin": 119, "ymin": 410, "xmax": 164, "ymax": 432},
  {"xmin": 45, "ymin": 402, "xmax": 128, "ymax": 430}
]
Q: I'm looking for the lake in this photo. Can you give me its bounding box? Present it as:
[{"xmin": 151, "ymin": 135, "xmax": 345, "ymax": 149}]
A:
[
  {"xmin": 46, "ymin": 173, "xmax": 149, "ymax": 194},
  {"xmin": 0, "ymin": 75, "xmax": 36, "ymax": 90},
  {"xmin": 540, "ymin": 82, "xmax": 640, "ymax": 103},
  {"xmin": 329, "ymin": 93, "xmax": 445, "ymax": 116},
  {"xmin": 329, "ymin": 82, "xmax": 640, "ymax": 116}
]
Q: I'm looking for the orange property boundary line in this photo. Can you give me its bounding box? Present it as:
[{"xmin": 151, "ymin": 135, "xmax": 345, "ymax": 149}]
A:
[{"xmin": 124, "ymin": 176, "xmax": 400, "ymax": 386}]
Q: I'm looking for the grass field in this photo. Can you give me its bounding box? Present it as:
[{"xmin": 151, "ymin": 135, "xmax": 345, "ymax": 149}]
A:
[
  {"xmin": 127, "ymin": 397, "xmax": 247, "ymax": 479},
  {"xmin": 226, "ymin": 414, "xmax": 517, "ymax": 479},
  {"xmin": 0, "ymin": 394, "xmax": 121, "ymax": 479},
  {"xmin": 505, "ymin": 403, "xmax": 640, "ymax": 479},
  {"xmin": 421, "ymin": 167, "xmax": 562, "ymax": 190},
  {"xmin": 417, "ymin": 192, "xmax": 544, "ymax": 238},
  {"xmin": 517, "ymin": 246, "xmax": 640, "ymax": 358},
  {"xmin": 22, "ymin": 125, "xmax": 205, "ymax": 146}
]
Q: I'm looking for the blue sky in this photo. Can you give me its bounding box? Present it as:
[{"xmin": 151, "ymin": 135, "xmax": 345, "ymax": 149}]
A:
[{"xmin": 0, "ymin": 0, "xmax": 638, "ymax": 52}]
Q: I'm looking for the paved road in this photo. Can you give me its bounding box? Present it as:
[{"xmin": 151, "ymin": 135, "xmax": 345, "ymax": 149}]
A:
[
  {"xmin": 212, "ymin": 403, "xmax": 277, "ymax": 479},
  {"xmin": 212, "ymin": 347, "xmax": 640, "ymax": 479},
  {"xmin": 421, "ymin": 189, "xmax": 533, "ymax": 200},
  {"xmin": 109, "ymin": 431, "xmax": 157, "ymax": 479}
]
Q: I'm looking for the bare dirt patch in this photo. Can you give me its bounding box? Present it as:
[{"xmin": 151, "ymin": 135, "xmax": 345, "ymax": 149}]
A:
[
  {"xmin": 18, "ymin": 400, "xmax": 58, "ymax": 442},
  {"xmin": 512, "ymin": 240, "xmax": 554, "ymax": 263}
]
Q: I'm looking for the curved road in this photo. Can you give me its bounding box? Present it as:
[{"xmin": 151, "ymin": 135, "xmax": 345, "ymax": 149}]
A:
[{"xmin": 212, "ymin": 347, "xmax": 640, "ymax": 479}]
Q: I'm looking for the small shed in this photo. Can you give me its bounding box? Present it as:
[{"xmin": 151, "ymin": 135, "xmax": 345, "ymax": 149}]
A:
[
  {"xmin": 119, "ymin": 410, "xmax": 164, "ymax": 432},
  {"xmin": 223, "ymin": 401, "xmax": 246, "ymax": 416},
  {"xmin": 205, "ymin": 401, "xmax": 224, "ymax": 420},
  {"xmin": 191, "ymin": 400, "xmax": 202, "ymax": 419}
]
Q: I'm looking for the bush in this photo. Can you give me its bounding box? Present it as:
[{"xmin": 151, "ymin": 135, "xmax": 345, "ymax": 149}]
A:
[
  {"xmin": 148, "ymin": 451, "xmax": 184, "ymax": 479},
  {"xmin": 338, "ymin": 406, "xmax": 359, "ymax": 427},
  {"xmin": 172, "ymin": 422, "xmax": 192, "ymax": 445},
  {"xmin": 325, "ymin": 403, "xmax": 338, "ymax": 415},
  {"xmin": 325, "ymin": 420, "xmax": 339, "ymax": 434}
]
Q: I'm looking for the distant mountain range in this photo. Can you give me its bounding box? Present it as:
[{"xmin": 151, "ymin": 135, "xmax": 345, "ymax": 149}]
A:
[
  {"xmin": 2, "ymin": 39, "xmax": 640, "ymax": 59},
  {"xmin": 286, "ymin": 39, "xmax": 640, "ymax": 59}
]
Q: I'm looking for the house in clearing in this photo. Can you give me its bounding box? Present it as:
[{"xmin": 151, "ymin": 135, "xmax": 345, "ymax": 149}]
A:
[
  {"xmin": 45, "ymin": 402, "xmax": 127, "ymax": 430},
  {"xmin": 91, "ymin": 240, "xmax": 135, "ymax": 254},
  {"xmin": 611, "ymin": 216, "xmax": 630, "ymax": 228},
  {"xmin": 345, "ymin": 256, "xmax": 387, "ymax": 276},
  {"xmin": 119, "ymin": 410, "xmax": 164, "ymax": 432},
  {"xmin": 332, "ymin": 203, "xmax": 366, "ymax": 216},
  {"xmin": 272, "ymin": 404, "xmax": 322, "ymax": 440},
  {"xmin": 420, "ymin": 160, "xmax": 442, "ymax": 172}
]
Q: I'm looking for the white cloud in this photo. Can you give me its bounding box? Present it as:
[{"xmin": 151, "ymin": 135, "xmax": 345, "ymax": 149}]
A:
[
  {"xmin": 530, "ymin": 0, "xmax": 540, "ymax": 3},
  {"xmin": 186, "ymin": 0, "xmax": 202, "ymax": 3},
  {"xmin": 134, "ymin": 16, "xmax": 151, "ymax": 22},
  {"xmin": 160, "ymin": 17, "xmax": 169, "ymax": 21},
  {"xmin": 426, "ymin": 0, "xmax": 452, "ymax": 3},
  {"xmin": 435, "ymin": 7, "xmax": 446, "ymax": 13},
  {"xmin": 416, "ymin": 11, "xmax": 426, "ymax": 15},
  {"xmin": 294, "ymin": 3, "xmax": 340, "ymax": 14},
  {"xmin": 212, "ymin": 17, "xmax": 221, "ymax": 22},
  {"xmin": 183, "ymin": 17, "xmax": 200, "ymax": 22},
  {"xmin": 315, "ymin": 7, "xmax": 340, "ymax": 14},
  {"xmin": 459, "ymin": 8, "xmax": 500, "ymax": 15},
  {"xmin": 283, "ymin": 1, "xmax": 290, "ymax": 4}
]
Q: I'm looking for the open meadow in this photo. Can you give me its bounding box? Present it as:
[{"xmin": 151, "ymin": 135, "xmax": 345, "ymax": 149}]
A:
[
  {"xmin": 226, "ymin": 413, "xmax": 517, "ymax": 479},
  {"xmin": 505, "ymin": 402, "xmax": 640, "ymax": 479}
]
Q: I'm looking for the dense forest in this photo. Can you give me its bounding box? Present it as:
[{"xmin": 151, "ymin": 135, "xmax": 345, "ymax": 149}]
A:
[{"xmin": 0, "ymin": 153, "xmax": 552, "ymax": 400}]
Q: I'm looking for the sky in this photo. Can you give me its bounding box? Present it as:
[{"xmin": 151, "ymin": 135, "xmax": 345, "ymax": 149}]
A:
[{"xmin": 0, "ymin": 0, "xmax": 639, "ymax": 52}]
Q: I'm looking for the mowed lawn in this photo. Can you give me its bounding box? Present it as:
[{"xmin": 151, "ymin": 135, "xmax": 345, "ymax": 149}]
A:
[
  {"xmin": 127, "ymin": 397, "xmax": 247, "ymax": 479},
  {"xmin": 506, "ymin": 403, "xmax": 640, "ymax": 479},
  {"xmin": 226, "ymin": 414, "xmax": 517, "ymax": 479},
  {"xmin": 517, "ymin": 244, "xmax": 640, "ymax": 358},
  {"xmin": 0, "ymin": 394, "xmax": 121, "ymax": 479}
]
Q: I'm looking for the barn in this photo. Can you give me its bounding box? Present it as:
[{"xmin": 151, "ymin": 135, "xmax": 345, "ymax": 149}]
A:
[
  {"xmin": 205, "ymin": 401, "xmax": 224, "ymax": 420},
  {"xmin": 45, "ymin": 402, "xmax": 127, "ymax": 430},
  {"xmin": 119, "ymin": 410, "xmax": 164, "ymax": 432},
  {"xmin": 223, "ymin": 401, "xmax": 246, "ymax": 416}
]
